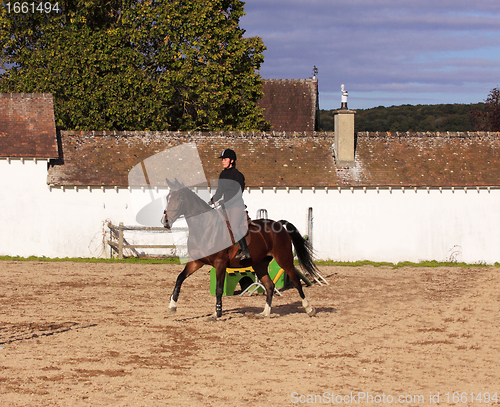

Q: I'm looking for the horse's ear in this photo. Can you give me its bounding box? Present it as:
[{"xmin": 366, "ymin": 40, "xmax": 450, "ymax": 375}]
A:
[
  {"xmin": 174, "ymin": 178, "xmax": 185, "ymax": 189},
  {"xmin": 165, "ymin": 178, "xmax": 173, "ymax": 189}
]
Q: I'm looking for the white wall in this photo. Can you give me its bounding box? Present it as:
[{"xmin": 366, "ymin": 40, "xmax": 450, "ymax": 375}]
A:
[
  {"xmin": 0, "ymin": 159, "xmax": 178, "ymax": 258},
  {"xmin": 1, "ymin": 158, "xmax": 499, "ymax": 264},
  {"xmin": 244, "ymin": 186, "xmax": 500, "ymax": 264}
]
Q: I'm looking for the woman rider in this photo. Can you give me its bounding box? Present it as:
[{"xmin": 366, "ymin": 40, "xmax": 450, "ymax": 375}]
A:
[{"xmin": 209, "ymin": 149, "xmax": 251, "ymax": 261}]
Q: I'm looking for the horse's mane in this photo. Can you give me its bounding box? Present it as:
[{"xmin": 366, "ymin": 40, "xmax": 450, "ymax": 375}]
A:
[
  {"xmin": 177, "ymin": 187, "xmax": 232, "ymax": 259},
  {"xmin": 179, "ymin": 186, "xmax": 212, "ymax": 217}
]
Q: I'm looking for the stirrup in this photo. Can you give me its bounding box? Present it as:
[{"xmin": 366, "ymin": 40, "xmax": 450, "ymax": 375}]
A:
[{"xmin": 235, "ymin": 250, "xmax": 251, "ymax": 261}]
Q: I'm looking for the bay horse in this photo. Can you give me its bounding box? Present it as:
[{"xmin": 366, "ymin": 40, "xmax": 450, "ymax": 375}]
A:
[{"xmin": 161, "ymin": 179, "xmax": 317, "ymax": 319}]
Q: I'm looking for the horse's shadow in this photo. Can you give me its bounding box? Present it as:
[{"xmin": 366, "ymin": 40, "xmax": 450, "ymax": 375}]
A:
[
  {"xmin": 237, "ymin": 301, "xmax": 338, "ymax": 317},
  {"xmin": 173, "ymin": 301, "xmax": 337, "ymax": 322}
]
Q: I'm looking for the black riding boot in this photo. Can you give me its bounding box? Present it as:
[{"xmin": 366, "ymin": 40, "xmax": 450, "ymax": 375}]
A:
[{"xmin": 235, "ymin": 237, "xmax": 251, "ymax": 260}]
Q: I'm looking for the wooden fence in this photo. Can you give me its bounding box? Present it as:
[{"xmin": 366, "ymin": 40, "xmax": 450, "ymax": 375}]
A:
[{"xmin": 107, "ymin": 222, "xmax": 186, "ymax": 259}]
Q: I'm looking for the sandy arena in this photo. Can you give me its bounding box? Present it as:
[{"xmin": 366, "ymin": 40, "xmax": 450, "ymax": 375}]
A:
[{"xmin": 1, "ymin": 261, "xmax": 499, "ymax": 406}]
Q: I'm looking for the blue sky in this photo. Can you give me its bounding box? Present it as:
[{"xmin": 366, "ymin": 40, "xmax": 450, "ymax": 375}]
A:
[{"xmin": 240, "ymin": 0, "xmax": 500, "ymax": 110}]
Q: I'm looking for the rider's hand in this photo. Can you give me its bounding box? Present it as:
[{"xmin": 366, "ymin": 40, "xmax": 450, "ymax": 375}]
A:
[{"xmin": 207, "ymin": 198, "xmax": 214, "ymax": 206}]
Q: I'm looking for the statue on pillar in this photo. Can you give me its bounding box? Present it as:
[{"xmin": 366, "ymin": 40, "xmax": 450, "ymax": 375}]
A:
[{"xmin": 341, "ymin": 84, "xmax": 348, "ymax": 110}]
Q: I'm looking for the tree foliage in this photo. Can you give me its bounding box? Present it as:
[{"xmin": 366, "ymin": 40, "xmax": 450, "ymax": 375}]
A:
[
  {"xmin": 471, "ymin": 87, "xmax": 500, "ymax": 131},
  {"xmin": 0, "ymin": 0, "xmax": 270, "ymax": 131}
]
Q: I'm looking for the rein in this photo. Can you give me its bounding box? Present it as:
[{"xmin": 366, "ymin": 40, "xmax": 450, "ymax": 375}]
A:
[
  {"xmin": 213, "ymin": 204, "xmax": 236, "ymax": 245},
  {"xmin": 169, "ymin": 189, "xmax": 211, "ymax": 220},
  {"xmin": 173, "ymin": 189, "xmax": 239, "ymax": 247}
]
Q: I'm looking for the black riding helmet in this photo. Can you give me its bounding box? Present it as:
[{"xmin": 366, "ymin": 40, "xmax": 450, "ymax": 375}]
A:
[{"xmin": 218, "ymin": 149, "xmax": 237, "ymax": 160}]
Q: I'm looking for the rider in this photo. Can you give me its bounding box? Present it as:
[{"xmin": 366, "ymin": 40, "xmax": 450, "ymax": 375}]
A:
[{"xmin": 209, "ymin": 149, "xmax": 251, "ymax": 261}]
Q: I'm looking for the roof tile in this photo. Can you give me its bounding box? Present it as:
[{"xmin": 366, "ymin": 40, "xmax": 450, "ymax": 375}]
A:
[
  {"xmin": 258, "ymin": 79, "xmax": 318, "ymax": 132},
  {"xmin": 0, "ymin": 93, "xmax": 58, "ymax": 158},
  {"xmin": 46, "ymin": 131, "xmax": 500, "ymax": 188}
]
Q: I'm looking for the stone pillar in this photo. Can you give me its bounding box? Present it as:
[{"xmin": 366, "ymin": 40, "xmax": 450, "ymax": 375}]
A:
[{"xmin": 333, "ymin": 109, "xmax": 356, "ymax": 167}]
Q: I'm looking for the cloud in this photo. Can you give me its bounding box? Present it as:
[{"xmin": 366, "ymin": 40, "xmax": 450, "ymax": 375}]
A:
[{"xmin": 241, "ymin": 0, "xmax": 500, "ymax": 108}]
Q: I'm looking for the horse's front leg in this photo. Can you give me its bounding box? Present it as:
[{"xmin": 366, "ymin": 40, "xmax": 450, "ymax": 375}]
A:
[
  {"xmin": 207, "ymin": 258, "xmax": 228, "ymax": 320},
  {"xmin": 167, "ymin": 260, "xmax": 204, "ymax": 314}
]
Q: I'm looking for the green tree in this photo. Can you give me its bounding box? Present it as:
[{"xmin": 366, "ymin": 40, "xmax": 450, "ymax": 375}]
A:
[
  {"xmin": 0, "ymin": 0, "xmax": 270, "ymax": 131},
  {"xmin": 472, "ymin": 87, "xmax": 500, "ymax": 131}
]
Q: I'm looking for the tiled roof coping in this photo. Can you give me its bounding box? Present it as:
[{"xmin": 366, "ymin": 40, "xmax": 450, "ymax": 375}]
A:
[
  {"xmin": 359, "ymin": 131, "xmax": 500, "ymax": 138},
  {"xmin": 262, "ymin": 78, "xmax": 317, "ymax": 84},
  {"xmin": 60, "ymin": 130, "xmax": 331, "ymax": 138},
  {"xmin": 58, "ymin": 130, "xmax": 500, "ymax": 139},
  {"xmin": 0, "ymin": 93, "xmax": 53, "ymax": 99}
]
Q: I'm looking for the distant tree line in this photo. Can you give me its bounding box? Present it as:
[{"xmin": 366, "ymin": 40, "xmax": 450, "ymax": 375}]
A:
[{"xmin": 319, "ymin": 88, "xmax": 500, "ymax": 133}]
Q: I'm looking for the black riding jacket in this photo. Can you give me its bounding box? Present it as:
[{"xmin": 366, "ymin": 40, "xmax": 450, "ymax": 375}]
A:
[{"xmin": 212, "ymin": 166, "xmax": 245, "ymax": 203}]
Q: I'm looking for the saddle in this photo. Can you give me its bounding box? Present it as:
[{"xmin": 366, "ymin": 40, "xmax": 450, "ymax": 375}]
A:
[{"xmin": 226, "ymin": 211, "xmax": 254, "ymax": 263}]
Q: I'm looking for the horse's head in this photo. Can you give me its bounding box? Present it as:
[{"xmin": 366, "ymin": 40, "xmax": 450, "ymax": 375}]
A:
[
  {"xmin": 162, "ymin": 179, "xmax": 186, "ymax": 229},
  {"xmin": 161, "ymin": 178, "xmax": 212, "ymax": 228}
]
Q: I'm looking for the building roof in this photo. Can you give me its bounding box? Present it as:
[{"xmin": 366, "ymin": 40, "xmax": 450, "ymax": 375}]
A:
[
  {"xmin": 258, "ymin": 79, "xmax": 318, "ymax": 132},
  {"xmin": 351, "ymin": 131, "xmax": 500, "ymax": 188},
  {"xmin": 47, "ymin": 130, "xmax": 500, "ymax": 188},
  {"xmin": 47, "ymin": 131, "xmax": 334, "ymax": 187},
  {"xmin": 0, "ymin": 93, "xmax": 58, "ymax": 158}
]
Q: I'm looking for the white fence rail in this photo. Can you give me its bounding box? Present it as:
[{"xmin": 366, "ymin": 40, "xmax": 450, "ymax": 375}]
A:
[{"xmin": 107, "ymin": 222, "xmax": 187, "ymax": 259}]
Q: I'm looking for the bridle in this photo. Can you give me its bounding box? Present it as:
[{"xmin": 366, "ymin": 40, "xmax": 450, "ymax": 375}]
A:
[
  {"xmin": 164, "ymin": 188, "xmax": 211, "ymax": 225},
  {"xmin": 163, "ymin": 191, "xmax": 183, "ymax": 226}
]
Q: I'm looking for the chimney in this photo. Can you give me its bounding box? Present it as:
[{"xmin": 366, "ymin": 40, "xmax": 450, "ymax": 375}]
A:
[{"xmin": 333, "ymin": 84, "xmax": 356, "ymax": 166}]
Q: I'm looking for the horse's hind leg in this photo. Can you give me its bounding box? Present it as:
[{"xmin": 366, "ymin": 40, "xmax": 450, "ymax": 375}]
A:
[
  {"xmin": 167, "ymin": 260, "xmax": 204, "ymax": 314},
  {"xmin": 253, "ymin": 257, "xmax": 274, "ymax": 317},
  {"xmin": 275, "ymin": 254, "xmax": 316, "ymax": 317},
  {"xmin": 284, "ymin": 265, "xmax": 316, "ymax": 316}
]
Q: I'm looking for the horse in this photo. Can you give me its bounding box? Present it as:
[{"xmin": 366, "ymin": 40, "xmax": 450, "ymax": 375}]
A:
[{"xmin": 161, "ymin": 179, "xmax": 318, "ymax": 319}]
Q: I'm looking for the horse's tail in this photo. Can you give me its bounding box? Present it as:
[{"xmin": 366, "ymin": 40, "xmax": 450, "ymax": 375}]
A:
[{"xmin": 278, "ymin": 220, "xmax": 320, "ymax": 277}]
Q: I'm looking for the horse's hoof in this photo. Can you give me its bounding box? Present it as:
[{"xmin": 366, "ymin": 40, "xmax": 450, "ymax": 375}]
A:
[
  {"xmin": 306, "ymin": 306, "xmax": 316, "ymax": 317},
  {"xmin": 166, "ymin": 307, "xmax": 177, "ymax": 315},
  {"xmin": 206, "ymin": 313, "xmax": 219, "ymax": 322}
]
